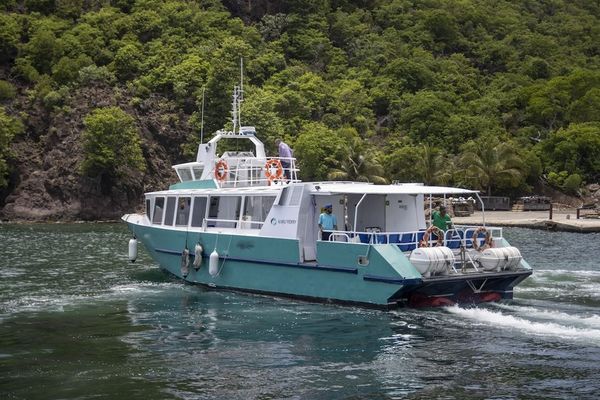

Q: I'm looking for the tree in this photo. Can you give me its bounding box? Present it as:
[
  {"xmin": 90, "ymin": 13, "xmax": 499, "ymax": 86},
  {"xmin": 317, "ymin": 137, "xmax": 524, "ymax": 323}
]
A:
[
  {"xmin": 0, "ymin": 13, "xmax": 21, "ymax": 61},
  {"xmin": 81, "ymin": 107, "xmax": 145, "ymax": 191},
  {"xmin": 385, "ymin": 144, "xmax": 424, "ymax": 183},
  {"xmin": 0, "ymin": 107, "xmax": 23, "ymax": 188},
  {"xmin": 327, "ymin": 137, "xmax": 387, "ymax": 184},
  {"xmin": 459, "ymin": 136, "xmax": 525, "ymax": 196},
  {"xmin": 538, "ymin": 122, "xmax": 600, "ymax": 182},
  {"xmin": 394, "ymin": 91, "xmax": 455, "ymax": 148},
  {"xmin": 416, "ymin": 144, "xmax": 450, "ymax": 186},
  {"xmin": 293, "ymin": 123, "xmax": 351, "ymax": 181}
]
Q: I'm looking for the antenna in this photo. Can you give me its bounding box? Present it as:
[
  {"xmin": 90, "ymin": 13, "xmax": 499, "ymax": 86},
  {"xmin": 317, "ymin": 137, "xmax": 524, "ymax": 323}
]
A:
[
  {"xmin": 200, "ymin": 86, "xmax": 205, "ymax": 144},
  {"xmin": 238, "ymin": 57, "xmax": 244, "ymax": 131},
  {"xmin": 230, "ymin": 58, "xmax": 245, "ymax": 134}
]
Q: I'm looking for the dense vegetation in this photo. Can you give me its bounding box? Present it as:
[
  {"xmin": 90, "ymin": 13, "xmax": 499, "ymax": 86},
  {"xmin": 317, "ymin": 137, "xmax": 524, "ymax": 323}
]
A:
[{"xmin": 1, "ymin": 0, "xmax": 599, "ymax": 197}]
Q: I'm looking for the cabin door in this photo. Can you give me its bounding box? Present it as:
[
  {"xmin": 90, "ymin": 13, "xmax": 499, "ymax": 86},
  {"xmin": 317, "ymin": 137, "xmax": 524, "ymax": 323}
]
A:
[{"xmin": 298, "ymin": 195, "xmax": 317, "ymax": 262}]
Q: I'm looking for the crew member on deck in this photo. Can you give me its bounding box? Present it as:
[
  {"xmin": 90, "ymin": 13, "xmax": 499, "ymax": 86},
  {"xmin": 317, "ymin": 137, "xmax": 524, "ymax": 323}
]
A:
[
  {"xmin": 432, "ymin": 205, "xmax": 453, "ymax": 231},
  {"xmin": 275, "ymin": 138, "xmax": 293, "ymax": 180},
  {"xmin": 318, "ymin": 204, "xmax": 338, "ymax": 241}
]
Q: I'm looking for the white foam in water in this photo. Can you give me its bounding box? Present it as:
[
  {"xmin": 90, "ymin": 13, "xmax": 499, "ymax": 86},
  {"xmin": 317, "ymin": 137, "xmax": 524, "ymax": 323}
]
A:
[
  {"xmin": 492, "ymin": 303, "xmax": 600, "ymax": 329},
  {"xmin": 446, "ymin": 305, "xmax": 600, "ymax": 343},
  {"xmin": 535, "ymin": 269, "xmax": 600, "ymax": 278}
]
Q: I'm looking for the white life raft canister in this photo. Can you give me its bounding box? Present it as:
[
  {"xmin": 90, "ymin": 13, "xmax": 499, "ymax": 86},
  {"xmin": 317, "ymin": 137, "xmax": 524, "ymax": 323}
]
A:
[
  {"xmin": 478, "ymin": 246, "xmax": 522, "ymax": 271},
  {"xmin": 409, "ymin": 246, "xmax": 455, "ymax": 277}
]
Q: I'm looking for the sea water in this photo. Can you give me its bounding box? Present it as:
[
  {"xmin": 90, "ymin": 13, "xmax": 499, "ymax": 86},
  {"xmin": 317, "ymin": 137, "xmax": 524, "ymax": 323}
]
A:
[{"xmin": 0, "ymin": 224, "xmax": 599, "ymax": 399}]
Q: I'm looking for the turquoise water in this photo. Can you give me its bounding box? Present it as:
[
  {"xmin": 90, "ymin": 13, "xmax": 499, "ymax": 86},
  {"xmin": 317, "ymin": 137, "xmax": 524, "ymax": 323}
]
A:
[{"xmin": 1, "ymin": 224, "xmax": 599, "ymax": 399}]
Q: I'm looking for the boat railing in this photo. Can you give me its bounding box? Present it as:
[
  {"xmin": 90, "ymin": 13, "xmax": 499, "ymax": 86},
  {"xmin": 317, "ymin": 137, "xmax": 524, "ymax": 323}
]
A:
[
  {"xmin": 321, "ymin": 225, "xmax": 504, "ymax": 251},
  {"xmin": 209, "ymin": 156, "xmax": 301, "ymax": 187}
]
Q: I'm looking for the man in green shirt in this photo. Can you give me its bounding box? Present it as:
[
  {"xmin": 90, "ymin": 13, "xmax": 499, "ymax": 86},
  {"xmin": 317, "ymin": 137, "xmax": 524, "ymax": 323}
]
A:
[{"xmin": 432, "ymin": 205, "xmax": 453, "ymax": 231}]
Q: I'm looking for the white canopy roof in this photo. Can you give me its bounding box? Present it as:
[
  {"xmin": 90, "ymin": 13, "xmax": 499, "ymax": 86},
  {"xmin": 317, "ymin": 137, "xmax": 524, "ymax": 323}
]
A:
[{"xmin": 310, "ymin": 183, "xmax": 478, "ymax": 195}]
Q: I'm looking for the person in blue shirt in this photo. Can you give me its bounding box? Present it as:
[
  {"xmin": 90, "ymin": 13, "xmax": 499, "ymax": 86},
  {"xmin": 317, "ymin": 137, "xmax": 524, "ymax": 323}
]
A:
[{"xmin": 318, "ymin": 204, "xmax": 338, "ymax": 241}]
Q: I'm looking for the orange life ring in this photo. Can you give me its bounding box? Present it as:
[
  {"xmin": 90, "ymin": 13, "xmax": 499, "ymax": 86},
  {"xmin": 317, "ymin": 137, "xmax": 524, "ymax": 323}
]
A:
[
  {"xmin": 214, "ymin": 160, "xmax": 228, "ymax": 181},
  {"xmin": 419, "ymin": 225, "xmax": 444, "ymax": 247},
  {"xmin": 472, "ymin": 226, "xmax": 493, "ymax": 251},
  {"xmin": 265, "ymin": 159, "xmax": 284, "ymax": 182}
]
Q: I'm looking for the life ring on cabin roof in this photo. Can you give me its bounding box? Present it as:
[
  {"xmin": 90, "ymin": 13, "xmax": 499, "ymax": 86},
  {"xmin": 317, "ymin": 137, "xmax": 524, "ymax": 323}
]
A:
[
  {"xmin": 264, "ymin": 159, "xmax": 284, "ymax": 182},
  {"xmin": 214, "ymin": 160, "xmax": 228, "ymax": 181},
  {"xmin": 472, "ymin": 226, "xmax": 493, "ymax": 252},
  {"xmin": 419, "ymin": 225, "xmax": 444, "ymax": 247}
]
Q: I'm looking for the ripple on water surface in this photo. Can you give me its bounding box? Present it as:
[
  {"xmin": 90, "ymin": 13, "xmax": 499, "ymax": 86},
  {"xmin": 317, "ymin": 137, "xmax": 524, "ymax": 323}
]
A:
[{"xmin": 0, "ymin": 224, "xmax": 599, "ymax": 399}]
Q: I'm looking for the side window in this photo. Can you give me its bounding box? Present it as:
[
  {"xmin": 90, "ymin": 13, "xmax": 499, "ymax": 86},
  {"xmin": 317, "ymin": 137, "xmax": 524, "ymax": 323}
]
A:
[
  {"xmin": 175, "ymin": 197, "xmax": 191, "ymax": 226},
  {"xmin": 242, "ymin": 196, "xmax": 276, "ymax": 228},
  {"xmin": 178, "ymin": 168, "xmax": 193, "ymax": 181},
  {"xmin": 192, "ymin": 166, "xmax": 203, "ymax": 180},
  {"xmin": 164, "ymin": 196, "xmax": 176, "ymax": 226},
  {"xmin": 146, "ymin": 199, "xmax": 151, "ymax": 219},
  {"xmin": 191, "ymin": 197, "xmax": 207, "ymax": 227},
  {"xmin": 152, "ymin": 197, "xmax": 165, "ymax": 224},
  {"xmin": 289, "ymin": 186, "xmax": 303, "ymax": 205},
  {"xmin": 208, "ymin": 196, "xmax": 220, "ymax": 227},
  {"xmin": 208, "ymin": 196, "xmax": 241, "ymax": 228},
  {"xmin": 278, "ymin": 187, "xmax": 290, "ymax": 205}
]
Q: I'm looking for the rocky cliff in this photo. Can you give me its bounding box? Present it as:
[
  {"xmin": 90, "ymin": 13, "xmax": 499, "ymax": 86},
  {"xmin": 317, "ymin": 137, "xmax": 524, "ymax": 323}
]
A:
[{"xmin": 1, "ymin": 82, "xmax": 193, "ymax": 221}]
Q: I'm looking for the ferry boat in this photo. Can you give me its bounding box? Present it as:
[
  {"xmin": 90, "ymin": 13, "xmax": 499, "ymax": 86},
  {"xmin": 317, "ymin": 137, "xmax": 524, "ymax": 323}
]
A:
[{"xmin": 122, "ymin": 90, "xmax": 532, "ymax": 309}]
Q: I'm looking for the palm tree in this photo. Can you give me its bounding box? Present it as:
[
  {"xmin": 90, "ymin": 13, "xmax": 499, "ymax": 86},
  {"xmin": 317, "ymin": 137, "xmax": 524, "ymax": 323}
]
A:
[
  {"xmin": 416, "ymin": 144, "xmax": 451, "ymax": 185},
  {"xmin": 460, "ymin": 140, "xmax": 524, "ymax": 196},
  {"xmin": 327, "ymin": 139, "xmax": 388, "ymax": 184}
]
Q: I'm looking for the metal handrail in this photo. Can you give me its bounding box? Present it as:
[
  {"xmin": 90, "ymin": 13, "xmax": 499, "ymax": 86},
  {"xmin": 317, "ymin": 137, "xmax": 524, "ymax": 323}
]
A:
[
  {"xmin": 209, "ymin": 156, "xmax": 301, "ymax": 187},
  {"xmin": 320, "ymin": 226, "xmax": 504, "ymax": 249}
]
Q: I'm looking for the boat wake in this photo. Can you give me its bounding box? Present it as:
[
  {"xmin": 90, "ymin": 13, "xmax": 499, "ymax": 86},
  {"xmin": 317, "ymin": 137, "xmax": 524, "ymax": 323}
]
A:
[
  {"xmin": 446, "ymin": 305, "xmax": 600, "ymax": 343},
  {"xmin": 491, "ymin": 303, "xmax": 600, "ymax": 329}
]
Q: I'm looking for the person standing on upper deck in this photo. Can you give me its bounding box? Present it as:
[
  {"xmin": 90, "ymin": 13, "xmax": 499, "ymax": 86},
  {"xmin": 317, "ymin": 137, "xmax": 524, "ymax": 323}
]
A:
[
  {"xmin": 432, "ymin": 205, "xmax": 453, "ymax": 231},
  {"xmin": 318, "ymin": 204, "xmax": 338, "ymax": 241},
  {"xmin": 275, "ymin": 138, "xmax": 293, "ymax": 180}
]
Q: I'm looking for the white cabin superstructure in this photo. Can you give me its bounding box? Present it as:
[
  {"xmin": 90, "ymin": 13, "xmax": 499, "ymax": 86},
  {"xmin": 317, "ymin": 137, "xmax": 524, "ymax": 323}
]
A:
[{"xmin": 172, "ymin": 128, "xmax": 299, "ymax": 188}]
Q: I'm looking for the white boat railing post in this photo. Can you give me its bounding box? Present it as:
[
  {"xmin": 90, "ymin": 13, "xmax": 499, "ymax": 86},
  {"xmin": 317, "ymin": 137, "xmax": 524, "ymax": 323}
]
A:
[
  {"xmin": 353, "ymin": 193, "xmax": 367, "ymax": 233},
  {"xmin": 475, "ymin": 192, "xmax": 486, "ymax": 227},
  {"xmin": 429, "ymin": 194, "xmax": 432, "ymax": 226}
]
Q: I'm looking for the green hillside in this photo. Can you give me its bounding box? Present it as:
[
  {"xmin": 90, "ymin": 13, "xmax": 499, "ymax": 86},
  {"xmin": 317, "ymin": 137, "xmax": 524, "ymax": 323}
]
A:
[{"xmin": 1, "ymin": 0, "xmax": 599, "ymax": 218}]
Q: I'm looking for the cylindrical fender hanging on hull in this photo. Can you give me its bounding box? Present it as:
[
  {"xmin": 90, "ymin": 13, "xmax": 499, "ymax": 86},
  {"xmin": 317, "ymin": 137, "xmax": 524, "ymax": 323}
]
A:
[
  {"xmin": 181, "ymin": 248, "xmax": 190, "ymax": 278},
  {"xmin": 193, "ymin": 244, "xmax": 203, "ymax": 270},
  {"xmin": 128, "ymin": 238, "xmax": 137, "ymax": 263},
  {"xmin": 209, "ymin": 250, "xmax": 219, "ymax": 277}
]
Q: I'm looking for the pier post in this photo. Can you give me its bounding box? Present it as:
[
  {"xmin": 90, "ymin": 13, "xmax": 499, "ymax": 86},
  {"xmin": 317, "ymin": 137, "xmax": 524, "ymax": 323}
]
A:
[
  {"xmin": 576, "ymin": 208, "xmax": 580, "ymax": 220},
  {"xmin": 549, "ymin": 203, "xmax": 553, "ymax": 220}
]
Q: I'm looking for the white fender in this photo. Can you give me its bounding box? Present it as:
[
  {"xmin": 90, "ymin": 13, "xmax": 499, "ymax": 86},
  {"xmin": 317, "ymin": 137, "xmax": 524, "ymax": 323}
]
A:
[
  {"xmin": 209, "ymin": 250, "xmax": 219, "ymax": 277},
  {"xmin": 193, "ymin": 244, "xmax": 203, "ymax": 269},
  {"xmin": 128, "ymin": 238, "xmax": 137, "ymax": 263}
]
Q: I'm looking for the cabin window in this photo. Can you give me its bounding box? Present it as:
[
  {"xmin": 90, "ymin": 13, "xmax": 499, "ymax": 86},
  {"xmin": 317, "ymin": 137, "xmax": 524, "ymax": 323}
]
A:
[
  {"xmin": 152, "ymin": 197, "xmax": 165, "ymax": 224},
  {"xmin": 178, "ymin": 168, "xmax": 193, "ymax": 181},
  {"xmin": 191, "ymin": 197, "xmax": 207, "ymax": 227},
  {"xmin": 242, "ymin": 196, "xmax": 276, "ymax": 228},
  {"xmin": 278, "ymin": 186, "xmax": 301, "ymax": 206},
  {"xmin": 278, "ymin": 187, "xmax": 291, "ymax": 205},
  {"xmin": 192, "ymin": 166, "xmax": 203, "ymax": 180},
  {"xmin": 175, "ymin": 197, "xmax": 191, "ymax": 226},
  {"xmin": 289, "ymin": 186, "xmax": 303, "ymax": 205},
  {"xmin": 145, "ymin": 199, "xmax": 151, "ymax": 219},
  {"xmin": 208, "ymin": 196, "xmax": 241, "ymax": 228},
  {"xmin": 164, "ymin": 196, "xmax": 177, "ymax": 226}
]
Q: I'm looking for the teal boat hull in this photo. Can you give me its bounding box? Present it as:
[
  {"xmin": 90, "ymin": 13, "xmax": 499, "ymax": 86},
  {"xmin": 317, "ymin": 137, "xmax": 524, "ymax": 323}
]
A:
[{"xmin": 126, "ymin": 221, "xmax": 532, "ymax": 308}]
